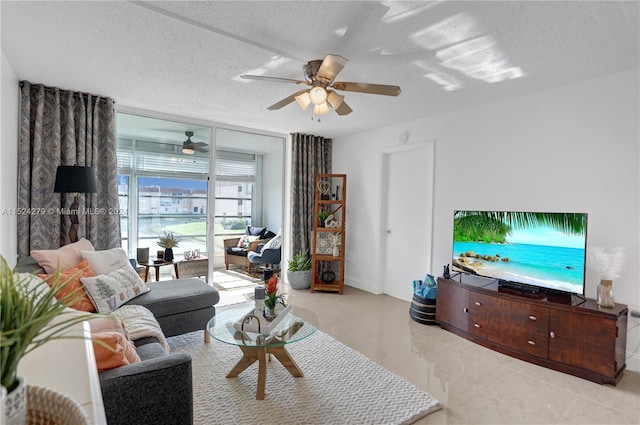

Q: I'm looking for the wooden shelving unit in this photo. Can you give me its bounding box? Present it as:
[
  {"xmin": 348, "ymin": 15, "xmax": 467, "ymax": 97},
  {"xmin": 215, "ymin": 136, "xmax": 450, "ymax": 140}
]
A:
[{"xmin": 311, "ymin": 174, "xmax": 346, "ymax": 294}]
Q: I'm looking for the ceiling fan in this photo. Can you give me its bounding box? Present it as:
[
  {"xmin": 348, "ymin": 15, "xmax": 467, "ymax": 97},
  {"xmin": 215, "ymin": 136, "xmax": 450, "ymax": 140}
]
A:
[
  {"xmin": 182, "ymin": 131, "xmax": 209, "ymax": 154},
  {"xmin": 241, "ymin": 54, "xmax": 401, "ymax": 116}
]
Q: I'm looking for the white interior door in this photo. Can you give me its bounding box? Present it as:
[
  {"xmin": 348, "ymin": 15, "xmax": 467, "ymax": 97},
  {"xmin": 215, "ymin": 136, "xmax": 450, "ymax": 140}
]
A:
[{"xmin": 380, "ymin": 141, "xmax": 434, "ymax": 301}]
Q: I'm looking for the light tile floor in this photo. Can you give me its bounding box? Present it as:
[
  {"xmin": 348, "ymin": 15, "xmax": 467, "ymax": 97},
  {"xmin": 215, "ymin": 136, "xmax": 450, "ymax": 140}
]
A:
[{"xmin": 217, "ymin": 284, "xmax": 640, "ymax": 425}]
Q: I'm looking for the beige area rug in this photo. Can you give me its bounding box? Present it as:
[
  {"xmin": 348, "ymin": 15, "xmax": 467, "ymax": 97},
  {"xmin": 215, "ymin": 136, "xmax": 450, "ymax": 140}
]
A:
[
  {"xmin": 169, "ymin": 330, "xmax": 441, "ymax": 425},
  {"xmin": 212, "ymin": 269, "xmax": 262, "ymax": 291}
]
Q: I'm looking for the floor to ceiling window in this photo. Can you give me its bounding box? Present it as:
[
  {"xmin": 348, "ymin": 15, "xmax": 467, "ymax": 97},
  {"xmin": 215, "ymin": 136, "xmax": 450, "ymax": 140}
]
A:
[
  {"xmin": 213, "ymin": 150, "xmax": 259, "ymax": 250},
  {"xmin": 116, "ymin": 112, "xmax": 284, "ymax": 273},
  {"xmin": 213, "ymin": 128, "xmax": 284, "ymax": 255},
  {"xmin": 117, "ymin": 113, "xmax": 211, "ymax": 256}
]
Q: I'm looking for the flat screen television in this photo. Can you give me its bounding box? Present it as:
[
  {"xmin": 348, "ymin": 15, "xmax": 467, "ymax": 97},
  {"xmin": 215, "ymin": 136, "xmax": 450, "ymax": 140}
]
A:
[{"xmin": 452, "ymin": 210, "xmax": 588, "ymax": 295}]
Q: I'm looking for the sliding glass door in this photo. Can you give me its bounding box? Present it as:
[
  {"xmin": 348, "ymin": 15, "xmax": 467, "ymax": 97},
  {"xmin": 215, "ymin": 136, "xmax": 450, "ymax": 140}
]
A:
[
  {"xmin": 116, "ymin": 113, "xmax": 211, "ymax": 257},
  {"xmin": 116, "ymin": 111, "xmax": 284, "ymax": 280}
]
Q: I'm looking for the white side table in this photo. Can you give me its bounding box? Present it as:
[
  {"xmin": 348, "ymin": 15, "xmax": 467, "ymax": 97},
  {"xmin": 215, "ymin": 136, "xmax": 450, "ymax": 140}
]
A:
[{"xmin": 19, "ymin": 321, "xmax": 107, "ymax": 424}]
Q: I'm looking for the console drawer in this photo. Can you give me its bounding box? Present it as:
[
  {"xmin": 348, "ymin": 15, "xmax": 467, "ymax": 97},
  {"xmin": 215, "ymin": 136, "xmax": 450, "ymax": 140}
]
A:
[{"xmin": 468, "ymin": 292, "xmax": 550, "ymax": 357}]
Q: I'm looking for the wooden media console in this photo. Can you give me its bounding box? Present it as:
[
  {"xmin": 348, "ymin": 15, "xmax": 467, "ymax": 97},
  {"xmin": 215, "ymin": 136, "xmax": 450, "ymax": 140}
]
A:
[{"xmin": 435, "ymin": 276, "xmax": 628, "ymax": 385}]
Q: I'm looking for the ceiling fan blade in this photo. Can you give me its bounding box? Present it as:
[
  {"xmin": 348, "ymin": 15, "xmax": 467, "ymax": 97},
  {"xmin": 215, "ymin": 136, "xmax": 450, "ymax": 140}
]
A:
[
  {"xmin": 334, "ymin": 100, "xmax": 353, "ymax": 116},
  {"xmin": 241, "ymin": 75, "xmax": 308, "ymax": 86},
  {"xmin": 195, "ymin": 146, "xmax": 209, "ymax": 153},
  {"xmin": 267, "ymin": 90, "xmax": 309, "ymax": 110},
  {"xmin": 332, "ymin": 81, "xmax": 401, "ymax": 96},
  {"xmin": 316, "ymin": 54, "xmax": 348, "ymax": 84}
]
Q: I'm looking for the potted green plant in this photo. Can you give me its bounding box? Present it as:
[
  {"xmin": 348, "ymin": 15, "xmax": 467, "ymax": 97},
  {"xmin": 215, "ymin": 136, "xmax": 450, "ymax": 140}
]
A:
[
  {"xmin": 317, "ymin": 209, "xmax": 329, "ymax": 228},
  {"xmin": 158, "ymin": 231, "xmax": 179, "ymax": 261},
  {"xmin": 287, "ymin": 251, "xmax": 312, "ymax": 290},
  {"xmin": 0, "ymin": 257, "xmax": 94, "ymax": 424}
]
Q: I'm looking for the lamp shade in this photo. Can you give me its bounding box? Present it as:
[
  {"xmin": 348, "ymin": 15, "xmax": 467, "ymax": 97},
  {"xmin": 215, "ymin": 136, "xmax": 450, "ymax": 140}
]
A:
[
  {"xmin": 313, "ymin": 102, "xmax": 330, "ymax": 115},
  {"xmin": 295, "ymin": 91, "xmax": 311, "ymax": 110},
  {"xmin": 309, "ymin": 86, "xmax": 328, "ymax": 105},
  {"xmin": 53, "ymin": 166, "xmax": 98, "ymax": 194}
]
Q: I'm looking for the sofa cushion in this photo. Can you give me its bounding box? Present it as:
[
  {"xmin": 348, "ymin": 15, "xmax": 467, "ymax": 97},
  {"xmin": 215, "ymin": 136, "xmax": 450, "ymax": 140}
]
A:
[
  {"xmin": 245, "ymin": 226, "xmax": 266, "ymax": 237},
  {"xmin": 15, "ymin": 255, "xmax": 45, "ymax": 274},
  {"xmin": 134, "ymin": 340, "xmax": 167, "ymax": 361},
  {"xmin": 81, "ymin": 265, "xmax": 151, "ymax": 313},
  {"xmin": 93, "ymin": 331, "xmax": 141, "ymax": 372},
  {"xmin": 31, "ymin": 238, "xmax": 95, "ymax": 274},
  {"xmin": 262, "ymin": 234, "xmax": 282, "ymax": 250},
  {"xmin": 81, "ymin": 247, "xmax": 130, "ymax": 275},
  {"xmin": 226, "ymin": 246, "xmax": 249, "ymax": 257},
  {"xmin": 123, "ymin": 278, "xmax": 218, "ymax": 318},
  {"xmin": 38, "ymin": 258, "xmax": 97, "ymax": 312}
]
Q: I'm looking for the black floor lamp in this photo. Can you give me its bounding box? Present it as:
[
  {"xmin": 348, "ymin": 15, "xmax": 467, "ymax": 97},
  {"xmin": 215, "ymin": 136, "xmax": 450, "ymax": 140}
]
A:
[{"xmin": 54, "ymin": 165, "xmax": 98, "ymax": 243}]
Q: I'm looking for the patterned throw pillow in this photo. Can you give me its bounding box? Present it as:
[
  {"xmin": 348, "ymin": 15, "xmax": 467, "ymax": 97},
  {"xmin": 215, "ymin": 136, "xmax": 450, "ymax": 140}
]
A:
[
  {"xmin": 38, "ymin": 258, "xmax": 97, "ymax": 312},
  {"xmin": 262, "ymin": 234, "xmax": 282, "ymax": 250},
  {"xmin": 81, "ymin": 264, "xmax": 150, "ymax": 313}
]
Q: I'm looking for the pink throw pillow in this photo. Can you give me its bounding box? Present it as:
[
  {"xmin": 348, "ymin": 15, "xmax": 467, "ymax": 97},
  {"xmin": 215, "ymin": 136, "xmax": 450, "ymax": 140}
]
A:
[{"xmin": 31, "ymin": 238, "xmax": 95, "ymax": 274}]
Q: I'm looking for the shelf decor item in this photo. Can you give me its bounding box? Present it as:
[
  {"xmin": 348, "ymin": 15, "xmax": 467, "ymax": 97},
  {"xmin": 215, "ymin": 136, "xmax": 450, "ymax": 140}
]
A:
[
  {"xmin": 136, "ymin": 247, "xmax": 149, "ymax": 263},
  {"xmin": 589, "ymin": 246, "xmax": 624, "ymax": 308},
  {"xmin": 597, "ymin": 280, "xmax": 615, "ymax": 308},
  {"xmin": 317, "ymin": 180, "xmax": 331, "ymax": 200},
  {"xmin": 317, "ymin": 209, "xmax": 329, "ymax": 228},
  {"xmin": 264, "ymin": 275, "xmax": 286, "ymax": 321},
  {"xmin": 158, "ymin": 231, "xmax": 179, "ymax": 261},
  {"xmin": 233, "ymin": 303, "xmax": 292, "ymax": 334}
]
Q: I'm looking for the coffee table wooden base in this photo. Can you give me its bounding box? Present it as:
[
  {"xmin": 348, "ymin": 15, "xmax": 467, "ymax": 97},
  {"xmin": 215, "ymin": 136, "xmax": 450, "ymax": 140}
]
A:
[{"xmin": 226, "ymin": 345, "xmax": 303, "ymax": 400}]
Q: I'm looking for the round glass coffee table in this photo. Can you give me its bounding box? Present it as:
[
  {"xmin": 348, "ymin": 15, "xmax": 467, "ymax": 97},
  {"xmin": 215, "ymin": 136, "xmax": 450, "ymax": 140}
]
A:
[{"xmin": 207, "ymin": 302, "xmax": 318, "ymax": 400}]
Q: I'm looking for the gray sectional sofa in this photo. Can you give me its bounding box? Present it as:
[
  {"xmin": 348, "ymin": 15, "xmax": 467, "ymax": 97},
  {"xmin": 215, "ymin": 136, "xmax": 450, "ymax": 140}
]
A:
[
  {"xmin": 16, "ymin": 256, "xmax": 220, "ymax": 425},
  {"xmin": 102, "ymin": 277, "xmax": 219, "ymax": 425}
]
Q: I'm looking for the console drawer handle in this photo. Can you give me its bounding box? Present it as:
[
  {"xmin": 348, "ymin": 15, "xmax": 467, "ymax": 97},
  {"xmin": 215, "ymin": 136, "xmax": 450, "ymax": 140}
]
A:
[
  {"xmin": 529, "ymin": 315, "xmax": 537, "ymax": 321},
  {"xmin": 463, "ymin": 308, "xmax": 469, "ymax": 313},
  {"xmin": 550, "ymin": 331, "xmax": 556, "ymax": 339},
  {"xmin": 474, "ymin": 323, "xmax": 481, "ymax": 328},
  {"xmin": 474, "ymin": 302, "xmax": 482, "ymax": 306},
  {"xmin": 527, "ymin": 340, "xmax": 536, "ymax": 345}
]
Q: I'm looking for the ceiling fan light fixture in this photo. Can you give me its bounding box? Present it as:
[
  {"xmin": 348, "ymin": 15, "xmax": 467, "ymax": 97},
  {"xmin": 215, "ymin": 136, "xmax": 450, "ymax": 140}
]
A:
[
  {"xmin": 313, "ymin": 102, "xmax": 330, "ymax": 115},
  {"xmin": 295, "ymin": 91, "xmax": 311, "ymax": 110},
  {"xmin": 327, "ymin": 90, "xmax": 345, "ymax": 109},
  {"xmin": 309, "ymin": 86, "xmax": 328, "ymax": 105},
  {"xmin": 182, "ymin": 147, "xmax": 195, "ymax": 155}
]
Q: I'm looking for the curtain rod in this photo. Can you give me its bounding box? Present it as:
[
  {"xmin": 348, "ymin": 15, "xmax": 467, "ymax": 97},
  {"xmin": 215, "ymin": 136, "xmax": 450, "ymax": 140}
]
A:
[{"xmin": 19, "ymin": 81, "xmax": 116, "ymax": 104}]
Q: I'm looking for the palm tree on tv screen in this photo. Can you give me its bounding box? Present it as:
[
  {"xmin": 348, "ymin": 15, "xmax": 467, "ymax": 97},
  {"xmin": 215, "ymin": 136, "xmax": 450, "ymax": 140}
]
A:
[{"xmin": 454, "ymin": 211, "xmax": 586, "ymax": 243}]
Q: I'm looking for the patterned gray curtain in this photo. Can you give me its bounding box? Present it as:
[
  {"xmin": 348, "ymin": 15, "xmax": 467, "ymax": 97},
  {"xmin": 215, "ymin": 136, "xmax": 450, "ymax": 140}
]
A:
[
  {"xmin": 291, "ymin": 133, "xmax": 331, "ymax": 256},
  {"xmin": 17, "ymin": 81, "xmax": 120, "ymax": 255}
]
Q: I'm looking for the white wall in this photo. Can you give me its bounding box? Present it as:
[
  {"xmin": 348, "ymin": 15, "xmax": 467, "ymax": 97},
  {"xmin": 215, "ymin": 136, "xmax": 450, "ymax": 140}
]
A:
[
  {"xmin": 1, "ymin": 50, "xmax": 19, "ymax": 267},
  {"xmin": 333, "ymin": 69, "xmax": 640, "ymax": 370},
  {"xmin": 262, "ymin": 148, "xmax": 284, "ymax": 234}
]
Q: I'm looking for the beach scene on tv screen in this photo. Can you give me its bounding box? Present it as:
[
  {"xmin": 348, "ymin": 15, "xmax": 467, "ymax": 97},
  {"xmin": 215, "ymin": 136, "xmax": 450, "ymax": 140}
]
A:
[{"xmin": 452, "ymin": 211, "xmax": 587, "ymax": 294}]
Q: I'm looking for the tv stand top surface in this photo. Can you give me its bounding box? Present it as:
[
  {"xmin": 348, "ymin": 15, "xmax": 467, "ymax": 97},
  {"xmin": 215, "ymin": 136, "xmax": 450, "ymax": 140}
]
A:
[{"xmin": 439, "ymin": 275, "xmax": 628, "ymax": 315}]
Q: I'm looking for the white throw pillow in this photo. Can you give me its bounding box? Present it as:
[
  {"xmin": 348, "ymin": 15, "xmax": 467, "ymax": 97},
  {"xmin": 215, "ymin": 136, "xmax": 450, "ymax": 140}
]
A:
[
  {"xmin": 81, "ymin": 248, "xmax": 129, "ymax": 275},
  {"xmin": 262, "ymin": 234, "xmax": 282, "ymax": 250},
  {"xmin": 15, "ymin": 273, "xmax": 52, "ymax": 303},
  {"xmin": 81, "ymin": 265, "xmax": 150, "ymax": 313}
]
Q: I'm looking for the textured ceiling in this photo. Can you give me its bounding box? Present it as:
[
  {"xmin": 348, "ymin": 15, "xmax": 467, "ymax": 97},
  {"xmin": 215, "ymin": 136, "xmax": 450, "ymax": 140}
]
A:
[{"xmin": 2, "ymin": 1, "xmax": 638, "ymax": 138}]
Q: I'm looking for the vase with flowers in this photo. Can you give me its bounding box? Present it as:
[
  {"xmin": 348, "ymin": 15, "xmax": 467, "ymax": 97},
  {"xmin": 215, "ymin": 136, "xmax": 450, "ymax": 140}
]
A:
[
  {"xmin": 589, "ymin": 246, "xmax": 625, "ymax": 308},
  {"xmin": 157, "ymin": 231, "xmax": 179, "ymax": 261},
  {"xmin": 263, "ymin": 275, "xmax": 286, "ymax": 321}
]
